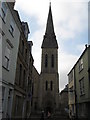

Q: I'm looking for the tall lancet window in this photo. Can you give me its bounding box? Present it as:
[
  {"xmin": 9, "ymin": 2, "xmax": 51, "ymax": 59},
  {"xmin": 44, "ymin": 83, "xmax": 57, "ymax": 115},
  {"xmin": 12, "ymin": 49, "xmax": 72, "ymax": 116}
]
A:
[
  {"xmin": 50, "ymin": 81, "xmax": 53, "ymax": 91},
  {"xmin": 46, "ymin": 81, "xmax": 48, "ymax": 91},
  {"xmin": 51, "ymin": 54, "xmax": 54, "ymax": 68},
  {"xmin": 45, "ymin": 54, "xmax": 48, "ymax": 68}
]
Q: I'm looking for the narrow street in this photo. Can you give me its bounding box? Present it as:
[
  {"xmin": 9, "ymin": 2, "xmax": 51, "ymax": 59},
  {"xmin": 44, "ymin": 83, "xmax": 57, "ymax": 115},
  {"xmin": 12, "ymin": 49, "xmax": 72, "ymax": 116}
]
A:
[
  {"xmin": 29, "ymin": 111, "xmax": 70, "ymax": 120},
  {"xmin": 29, "ymin": 115, "xmax": 70, "ymax": 120},
  {"xmin": 1, "ymin": 1, "xmax": 90, "ymax": 120}
]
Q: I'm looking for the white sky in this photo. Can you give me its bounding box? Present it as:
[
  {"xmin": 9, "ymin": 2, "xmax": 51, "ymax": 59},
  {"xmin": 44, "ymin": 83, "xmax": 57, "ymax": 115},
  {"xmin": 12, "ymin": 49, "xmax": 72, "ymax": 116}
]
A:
[{"xmin": 15, "ymin": 0, "xmax": 89, "ymax": 91}]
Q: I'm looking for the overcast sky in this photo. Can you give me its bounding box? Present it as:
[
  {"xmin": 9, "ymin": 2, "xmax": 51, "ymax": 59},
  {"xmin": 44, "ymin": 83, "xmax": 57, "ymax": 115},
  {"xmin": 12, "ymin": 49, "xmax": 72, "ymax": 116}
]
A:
[{"xmin": 15, "ymin": 0, "xmax": 89, "ymax": 91}]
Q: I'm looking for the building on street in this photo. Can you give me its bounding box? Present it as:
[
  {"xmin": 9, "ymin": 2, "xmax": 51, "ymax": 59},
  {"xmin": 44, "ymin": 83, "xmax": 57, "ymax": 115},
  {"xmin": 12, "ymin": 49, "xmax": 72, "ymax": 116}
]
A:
[
  {"xmin": 11, "ymin": 21, "xmax": 34, "ymax": 118},
  {"xmin": 68, "ymin": 44, "xmax": 90, "ymax": 119},
  {"xmin": 1, "ymin": 1, "xmax": 34, "ymax": 119},
  {"xmin": 32, "ymin": 66, "xmax": 40, "ymax": 113},
  {"xmin": 38, "ymin": 3, "xmax": 59, "ymax": 114},
  {"xmin": 59, "ymin": 85, "xmax": 68, "ymax": 113},
  {"xmin": 29, "ymin": 3, "xmax": 60, "ymax": 116},
  {"xmin": 1, "ymin": 1, "xmax": 21, "ymax": 118}
]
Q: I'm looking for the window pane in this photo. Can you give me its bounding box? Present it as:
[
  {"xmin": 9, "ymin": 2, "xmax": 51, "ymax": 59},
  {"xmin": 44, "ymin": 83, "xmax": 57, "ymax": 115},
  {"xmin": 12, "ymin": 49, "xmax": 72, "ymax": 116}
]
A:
[
  {"xmin": 9, "ymin": 20, "xmax": 15, "ymax": 35},
  {"xmin": 5, "ymin": 46, "xmax": 10, "ymax": 59},
  {"xmin": 79, "ymin": 78, "xmax": 85, "ymax": 95},
  {"xmin": 1, "ymin": 9, "xmax": 5, "ymax": 19},
  {"xmin": 5, "ymin": 56, "xmax": 9, "ymax": 69},
  {"xmin": 2, "ymin": 3, "xmax": 7, "ymax": 13},
  {"xmin": 3, "ymin": 45, "xmax": 10, "ymax": 69},
  {"xmin": 79, "ymin": 58, "xmax": 83, "ymax": 72}
]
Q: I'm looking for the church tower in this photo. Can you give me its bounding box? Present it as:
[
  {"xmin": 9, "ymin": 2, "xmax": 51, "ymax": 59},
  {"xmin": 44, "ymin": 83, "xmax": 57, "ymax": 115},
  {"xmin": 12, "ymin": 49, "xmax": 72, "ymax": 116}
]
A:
[{"xmin": 39, "ymin": 3, "xmax": 59, "ymax": 113}]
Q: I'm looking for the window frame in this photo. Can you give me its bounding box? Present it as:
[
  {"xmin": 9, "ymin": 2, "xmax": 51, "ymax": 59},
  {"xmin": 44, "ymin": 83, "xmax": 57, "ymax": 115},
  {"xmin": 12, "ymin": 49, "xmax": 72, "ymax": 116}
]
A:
[
  {"xmin": 79, "ymin": 58, "xmax": 83, "ymax": 72},
  {"xmin": 9, "ymin": 19, "xmax": 15, "ymax": 37},
  {"xmin": 79, "ymin": 77, "xmax": 85, "ymax": 96},
  {"xmin": 3, "ymin": 45, "xmax": 11, "ymax": 70}
]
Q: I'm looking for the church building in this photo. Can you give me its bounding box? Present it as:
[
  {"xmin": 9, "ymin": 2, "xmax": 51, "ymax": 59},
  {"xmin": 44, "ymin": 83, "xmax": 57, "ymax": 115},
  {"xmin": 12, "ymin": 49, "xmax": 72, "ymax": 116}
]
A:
[{"xmin": 37, "ymin": 3, "xmax": 59, "ymax": 114}]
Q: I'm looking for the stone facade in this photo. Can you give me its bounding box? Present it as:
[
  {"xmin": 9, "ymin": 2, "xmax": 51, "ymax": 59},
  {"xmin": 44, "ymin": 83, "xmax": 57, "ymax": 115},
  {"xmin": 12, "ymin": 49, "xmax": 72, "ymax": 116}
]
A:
[
  {"xmin": 38, "ymin": 4, "xmax": 59, "ymax": 114},
  {"xmin": 30, "ymin": 4, "xmax": 59, "ymax": 116}
]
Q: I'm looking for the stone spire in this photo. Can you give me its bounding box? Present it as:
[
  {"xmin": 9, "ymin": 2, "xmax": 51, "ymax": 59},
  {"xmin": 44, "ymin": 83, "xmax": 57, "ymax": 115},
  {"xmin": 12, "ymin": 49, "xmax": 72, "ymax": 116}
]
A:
[{"xmin": 41, "ymin": 3, "xmax": 58, "ymax": 48}]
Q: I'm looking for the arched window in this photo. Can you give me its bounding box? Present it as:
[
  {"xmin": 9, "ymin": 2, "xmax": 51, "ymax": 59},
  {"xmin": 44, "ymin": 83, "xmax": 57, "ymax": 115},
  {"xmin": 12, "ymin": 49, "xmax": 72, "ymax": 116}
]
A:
[
  {"xmin": 45, "ymin": 54, "xmax": 48, "ymax": 68},
  {"xmin": 46, "ymin": 81, "xmax": 48, "ymax": 91},
  {"xmin": 51, "ymin": 54, "xmax": 54, "ymax": 68},
  {"xmin": 50, "ymin": 81, "xmax": 53, "ymax": 91}
]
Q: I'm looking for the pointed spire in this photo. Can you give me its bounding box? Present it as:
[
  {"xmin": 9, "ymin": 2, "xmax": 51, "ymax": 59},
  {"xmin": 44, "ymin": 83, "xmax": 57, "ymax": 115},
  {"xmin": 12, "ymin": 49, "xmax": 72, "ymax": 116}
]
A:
[
  {"xmin": 41, "ymin": 3, "xmax": 58, "ymax": 48},
  {"xmin": 45, "ymin": 2, "xmax": 54, "ymax": 35},
  {"xmin": 49, "ymin": 0, "xmax": 51, "ymax": 7}
]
